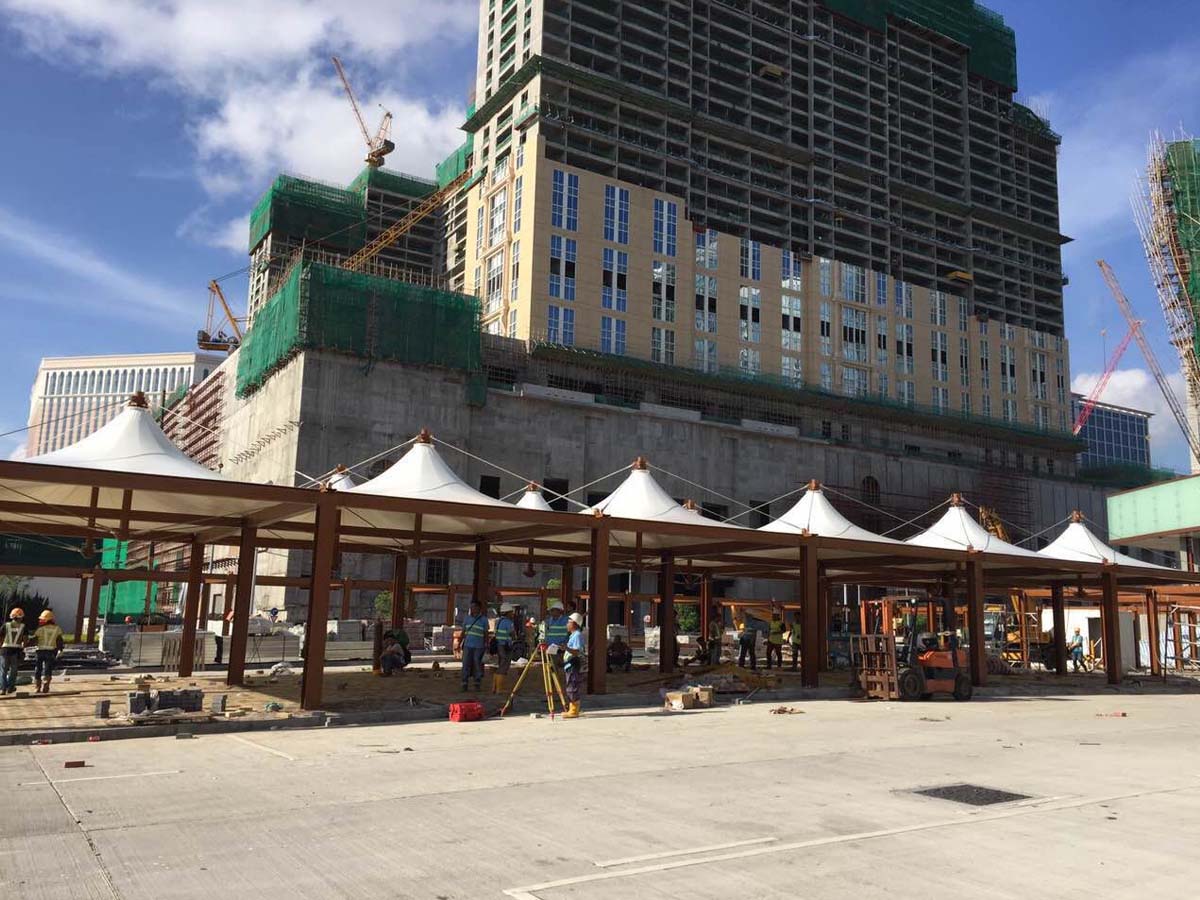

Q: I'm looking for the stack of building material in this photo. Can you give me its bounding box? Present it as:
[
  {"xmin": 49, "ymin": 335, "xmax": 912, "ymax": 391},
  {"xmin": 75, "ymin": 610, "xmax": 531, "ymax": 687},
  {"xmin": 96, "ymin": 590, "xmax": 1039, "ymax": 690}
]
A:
[
  {"xmin": 244, "ymin": 633, "xmax": 302, "ymax": 664},
  {"xmin": 429, "ymin": 625, "xmax": 454, "ymax": 652}
]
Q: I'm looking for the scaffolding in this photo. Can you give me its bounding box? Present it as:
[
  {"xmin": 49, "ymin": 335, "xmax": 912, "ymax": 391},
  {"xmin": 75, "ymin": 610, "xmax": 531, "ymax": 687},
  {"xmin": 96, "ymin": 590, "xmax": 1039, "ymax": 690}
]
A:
[{"xmin": 235, "ymin": 261, "xmax": 482, "ymax": 398}]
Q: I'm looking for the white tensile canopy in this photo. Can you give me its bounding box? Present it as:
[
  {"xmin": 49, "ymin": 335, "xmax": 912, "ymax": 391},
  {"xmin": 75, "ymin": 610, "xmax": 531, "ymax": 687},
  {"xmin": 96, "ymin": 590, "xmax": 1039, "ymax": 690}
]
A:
[
  {"xmin": 906, "ymin": 496, "xmax": 1041, "ymax": 558},
  {"xmin": 346, "ymin": 437, "xmax": 511, "ymax": 508},
  {"xmin": 582, "ymin": 459, "xmax": 739, "ymax": 529},
  {"xmin": 760, "ymin": 481, "xmax": 900, "ymax": 544},
  {"xmin": 327, "ymin": 466, "xmax": 357, "ymax": 493},
  {"xmin": 27, "ymin": 403, "xmax": 224, "ymax": 481},
  {"xmin": 516, "ymin": 484, "xmax": 554, "ymax": 511},
  {"xmin": 1039, "ymin": 513, "xmax": 1177, "ymax": 570}
]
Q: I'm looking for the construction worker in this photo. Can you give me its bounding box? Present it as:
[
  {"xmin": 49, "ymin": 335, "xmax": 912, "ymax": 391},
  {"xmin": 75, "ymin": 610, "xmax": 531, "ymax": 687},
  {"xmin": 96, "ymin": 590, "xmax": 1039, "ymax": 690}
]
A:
[
  {"xmin": 1, "ymin": 608, "xmax": 27, "ymax": 695},
  {"xmin": 562, "ymin": 612, "xmax": 585, "ymax": 718},
  {"xmin": 736, "ymin": 620, "xmax": 757, "ymax": 671},
  {"xmin": 1070, "ymin": 628, "xmax": 1089, "ymax": 672},
  {"xmin": 32, "ymin": 610, "xmax": 64, "ymax": 694},
  {"xmin": 380, "ymin": 634, "xmax": 407, "ymax": 676},
  {"xmin": 492, "ymin": 601, "xmax": 516, "ymax": 693},
  {"xmin": 707, "ymin": 610, "xmax": 723, "ymax": 665},
  {"xmin": 541, "ymin": 599, "xmax": 570, "ymax": 664},
  {"xmin": 788, "ymin": 616, "xmax": 802, "ymax": 671},
  {"xmin": 606, "ymin": 634, "xmax": 632, "ymax": 673},
  {"xmin": 766, "ymin": 608, "xmax": 785, "ymax": 669},
  {"xmin": 460, "ymin": 599, "xmax": 489, "ymax": 692}
]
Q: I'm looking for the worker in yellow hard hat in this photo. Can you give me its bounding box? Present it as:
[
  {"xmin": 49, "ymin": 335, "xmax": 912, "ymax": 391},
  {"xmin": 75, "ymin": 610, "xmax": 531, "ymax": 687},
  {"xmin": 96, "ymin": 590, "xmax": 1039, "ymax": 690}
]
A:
[
  {"xmin": 562, "ymin": 612, "xmax": 585, "ymax": 718},
  {"xmin": 1, "ymin": 608, "xmax": 27, "ymax": 695},
  {"xmin": 33, "ymin": 610, "xmax": 64, "ymax": 694}
]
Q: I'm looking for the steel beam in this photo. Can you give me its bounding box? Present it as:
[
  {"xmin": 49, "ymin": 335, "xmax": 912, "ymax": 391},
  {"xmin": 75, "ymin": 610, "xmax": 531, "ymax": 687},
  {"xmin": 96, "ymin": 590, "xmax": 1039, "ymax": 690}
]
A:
[
  {"xmin": 1146, "ymin": 590, "xmax": 1161, "ymax": 677},
  {"xmin": 587, "ymin": 521, "xmax": 609, "ymax": 695},
  {"xmin": 389, "ymin": 552, "xmax": 408, "ymax": 630},
  {"xmin": 177, "ymin": 539, "xmax": 204, "ymax": 678},
  {"xmin": 225, "ymin": 524, "xmax": 257, "ymax": 687},
  {"xmin": 85, "ymin": 568, "xmax": 103, "ymax": 645},
  {"xmin": 966, "ymin": 557, "xmax": 986, "ymax": 687},
  {"xmin": 301, "ymin": 496, "xmax": 340, "ymax": 710},
  {"xmin": 659, "ymin": 551, "xmax": 676, "ymax": 675},
  {"xmin": 1101, "ymin": 568, "xmax": 1122, "ymax": 685},
  {"xmin": 799, "ymin": 541, "xmax": 820, "ymax": 688}
]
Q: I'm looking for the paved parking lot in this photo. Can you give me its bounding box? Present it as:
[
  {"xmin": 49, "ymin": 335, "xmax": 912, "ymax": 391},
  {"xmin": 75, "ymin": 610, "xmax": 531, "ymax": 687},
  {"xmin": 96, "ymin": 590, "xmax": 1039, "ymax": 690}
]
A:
[{"xmin": 3, "ymin": 690, "xmax": 1197, "ymax": 899}]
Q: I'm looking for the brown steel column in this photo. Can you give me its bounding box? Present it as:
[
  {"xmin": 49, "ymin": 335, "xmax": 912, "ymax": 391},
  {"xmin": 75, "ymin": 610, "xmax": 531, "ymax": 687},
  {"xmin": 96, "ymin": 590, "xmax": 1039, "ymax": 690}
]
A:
[
  {"xmin": 199, "ymin": 582, "xmax": 211, "ymax": 630},
  {"xmin": 966, "ymin": 557, "xmax": 987, "ymax": 687},
  {"xmin": 301, "ymin": 496, "xmax": 340, "ymax": 710},
  {"xmin": 73, "ymin": 576, "xmax": 88, "ymax": 644},
  {"xmin": 225, "ymin": 524, "xmax": 258, "ymax": 687},
  {"xmin": 817, "ymin": 576, "xmax": 830, "ymax": 672},
  {"xmin": 178, "ymin": 539, "xmax": 205, "ymax": 678},
  {"xmin": 699, "ymin": 573, "xmax": 712, "ymax": 639},
  {"xmin": 658, "ymin": 552, "xmax": 676, "ymax": 675},
  {"xmin": 340, "ymin": 577, "xmax": 353, "ymax": 620},
  {"xmin": 799, "ymin": 540, "xmax": 820, "ymax": 688},
  {"xmin": 1101, "ymin": 568, "xmax": 1122, "ymax": 685},
  {"xmin": 1173, "ymin": 606, "xmax": 1184, "ymax": 670},
  {"xmin": 473, "ymin": 543, "xmax": 491, "ymax": 606},
  {"xmin": 85, "ymin": 568, "xmax": 103, "ymax": 645},
  {"xmin": 586, "ymin": 520, "xmax": 610, "ymax": 694},
  {"xmin": 560, "ymin": 564, "xmax": 573, "ymax": 610},
  {"xmin": 1051, "ymin": 583, "xmax": 1068, "ymax": 676},
  {"xmin": 389, "ymin": 552, "xmax": 408, "ymax": 631},
  {"xmin": 1146, "ymin": 591, "xmax": 1162, "ymax": 677}
]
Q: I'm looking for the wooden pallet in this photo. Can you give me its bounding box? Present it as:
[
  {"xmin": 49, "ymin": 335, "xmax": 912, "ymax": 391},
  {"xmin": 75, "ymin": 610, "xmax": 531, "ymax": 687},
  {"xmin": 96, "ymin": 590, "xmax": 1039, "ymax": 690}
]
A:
[{"xmin": 851, "ymin": 634, "xmax": 899, "ymax": 700}]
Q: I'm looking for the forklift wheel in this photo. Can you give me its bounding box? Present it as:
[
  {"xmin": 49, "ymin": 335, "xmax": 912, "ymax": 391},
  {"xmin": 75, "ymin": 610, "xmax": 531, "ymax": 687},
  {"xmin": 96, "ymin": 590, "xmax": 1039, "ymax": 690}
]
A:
[
  {"xmin": 897, "ymin": 667, "xmax": 924, "ymax": 701},
  {"xmin": 952, "ymin": 672, "xmax": 973, "ymax": 701}
]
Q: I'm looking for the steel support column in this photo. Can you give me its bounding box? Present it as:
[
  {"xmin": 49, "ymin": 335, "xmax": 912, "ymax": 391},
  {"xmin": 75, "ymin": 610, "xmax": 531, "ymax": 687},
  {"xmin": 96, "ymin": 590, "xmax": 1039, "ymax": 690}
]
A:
[
  {"xmin": 199, "ymin": 582, "xmax": 211, "ymax": 630},
  {"xmin": 473, "ymin": 543, "xmax": 491, "ymax": 608},
  {"xmin": 817, "ymin": 576, "xmax": 830, "ymax": 672},
  {"xmin": 221, "ymin": 576, "xmax": 234, "ymax": 636},
  {"xmin": 73, "ymin": 576, "xmax": 88, "ymax": 644},
  {"xmin": 587, "ymin": 521, "xmax": 609, "ymax": 694},
  {"xmin": 799, "ymin": 541, "xmax": 820, "ymax": 688},
  {"xmin": 1146, "ymin": 591, "xmax": 1162, "ymax": 677},
  {"xmin": 658, "ymin": 551, "xmax": 676, "ymax": 675},
  {"xmin": 1101, "ymin": 568, "xmax": 1122, "ymax": 685},
  {"xmin": 560, "ymin": 564, "xmax": 573, "ymax": 611},
  {"xmin": 1051, "ymin": 583, "xmax": 1068, "ymax": 675},
  {"xmin": 225, "ymin": 524, "xmax": 257, "ymax": 687},
  {"xmin": 699, "ymin": 573, "xmax": 712, "ymax": 640},
  {"xmin": 966, "ymin": 557, "xmax": 986, "ymax": 687},
  {"xmin": 389, "ymin": 552, "xmax": 408, "ymax": 631},
  {"xmin": 177, "ymin": 539, "xmax": 204, "ymax": 678},
  {"xmin": 85, "ymin": 568, "xmax": 103, "ymax": 645},
  {"xmin": 340, "ymin": 577, "xmax": 353, "ymax": 620},
  {"xmin": 301, "ymin": 496, "xmax": 340, "ymax": 710}
]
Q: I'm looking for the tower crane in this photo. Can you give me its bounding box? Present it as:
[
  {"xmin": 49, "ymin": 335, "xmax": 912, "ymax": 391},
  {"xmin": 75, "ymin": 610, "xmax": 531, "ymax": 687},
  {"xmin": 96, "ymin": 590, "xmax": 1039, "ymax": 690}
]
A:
[
  {"xmin": 1098, "ymin": 259, "xmax": 1200, "ymax": 467},
  {"xmin": 1071, "ymin": 324, "xmax": 1137, "ymax": 435},
  {"xmin": 331, "ymin": 56, "xmax": 394, "ymax": 168}
]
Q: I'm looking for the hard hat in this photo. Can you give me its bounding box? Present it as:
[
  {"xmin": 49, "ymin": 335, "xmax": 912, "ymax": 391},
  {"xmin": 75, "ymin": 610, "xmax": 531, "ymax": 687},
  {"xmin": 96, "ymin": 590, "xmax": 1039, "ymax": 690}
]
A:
[
  {"xmin": 125, "ymin": 616, "xmax": 135, "ymax": 624},
  {"xmin": 500, "ymin": 602, "xmax": 514, "ymax": 613},
  {"xmin": 643, "ymin": 614, "xmax": 652, "ymax": 625},
  {"xmin": 568, "ymin": 612, "xmax": 583, "ymax": 626},
  {"xmin": 547, "ymin": 599, "xmax": 564, "ymax": 611},
  {"xmin": 9, "ymin": 608, "xmax": 24, "ymax": 619},
  {"xmin": 38, "ymin": 610, "xmax": 54, "ymax": 623}
]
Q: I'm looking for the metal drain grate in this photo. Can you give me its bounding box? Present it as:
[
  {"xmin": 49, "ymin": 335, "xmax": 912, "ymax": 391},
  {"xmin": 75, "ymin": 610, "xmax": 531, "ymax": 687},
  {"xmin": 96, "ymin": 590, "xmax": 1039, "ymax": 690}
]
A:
[{"xmin": 912, "ymin": 784, "xmax": 1030, "ymax": 806}]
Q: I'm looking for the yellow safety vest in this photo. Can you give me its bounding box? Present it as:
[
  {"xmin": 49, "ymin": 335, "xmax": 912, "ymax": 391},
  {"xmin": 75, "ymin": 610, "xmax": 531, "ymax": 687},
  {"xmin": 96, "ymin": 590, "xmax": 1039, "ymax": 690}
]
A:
[{"xmin": 768, "ymin": 620, "xmax": 785, "ymax": 645}]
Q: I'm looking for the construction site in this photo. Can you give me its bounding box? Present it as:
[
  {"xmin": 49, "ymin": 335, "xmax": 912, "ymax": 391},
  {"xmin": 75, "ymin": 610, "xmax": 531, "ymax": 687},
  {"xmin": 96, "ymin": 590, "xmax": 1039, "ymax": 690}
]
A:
[{"xmin": 3, "ymin": 2, "xmax": 1200, "ymax": 896}]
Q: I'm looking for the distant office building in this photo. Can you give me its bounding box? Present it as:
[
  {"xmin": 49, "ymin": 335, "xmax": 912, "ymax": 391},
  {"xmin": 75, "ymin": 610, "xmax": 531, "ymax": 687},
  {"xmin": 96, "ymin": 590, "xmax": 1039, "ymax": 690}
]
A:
[
  {"xmin": 24, "ymin": 352, "xmax": 224, "ymax": 456},
  {"xmin": 1071, "ymin": 393, "xmax": 1152, "ymax": 469}
]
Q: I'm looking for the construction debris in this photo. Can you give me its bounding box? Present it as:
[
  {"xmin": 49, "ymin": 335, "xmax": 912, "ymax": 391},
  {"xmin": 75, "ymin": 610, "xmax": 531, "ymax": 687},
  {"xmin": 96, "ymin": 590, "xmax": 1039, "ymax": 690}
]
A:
[{"xmin": 769, "ymin": 706, "xmax": 804, "ymax": 715}]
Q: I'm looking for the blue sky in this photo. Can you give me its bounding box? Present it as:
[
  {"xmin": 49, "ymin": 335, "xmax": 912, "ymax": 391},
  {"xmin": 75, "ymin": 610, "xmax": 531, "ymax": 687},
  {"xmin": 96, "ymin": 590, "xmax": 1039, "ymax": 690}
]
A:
[{"xmin": 0, "ymin": 0, "xmax": 1197, "ymax": 470}]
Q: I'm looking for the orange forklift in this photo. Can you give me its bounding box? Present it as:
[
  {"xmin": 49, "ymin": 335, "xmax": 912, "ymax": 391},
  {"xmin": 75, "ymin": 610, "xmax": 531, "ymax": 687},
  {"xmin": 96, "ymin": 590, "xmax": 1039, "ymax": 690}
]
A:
[{"xmin": 852, "ymin": 594, "xmax": 972, "ymax": 701}]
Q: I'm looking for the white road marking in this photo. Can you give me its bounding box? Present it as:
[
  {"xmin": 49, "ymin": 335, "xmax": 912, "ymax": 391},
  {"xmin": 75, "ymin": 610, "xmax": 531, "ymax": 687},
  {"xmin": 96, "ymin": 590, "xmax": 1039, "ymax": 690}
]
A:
[
  {"xmin": 595, "ymin": 837, "xmax": 777, "ymax": 868},
  {"xmin": 228, "ymin": 734, "xmax": 297, "ymax": 760},
  {"xmin": 504, "ymin": 784, "xmax": 1199, "ymax": 899},
  {"xmin": 20, "ymin": 770, "xmax": 181, "ymax": 786}
]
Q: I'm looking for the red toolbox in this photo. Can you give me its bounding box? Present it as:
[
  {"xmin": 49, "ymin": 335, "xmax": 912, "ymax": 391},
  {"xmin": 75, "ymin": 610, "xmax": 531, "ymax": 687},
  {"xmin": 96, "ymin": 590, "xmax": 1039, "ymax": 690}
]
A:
[{"xmin": 448, "ymin": 701, "xmax": 486, "ymax": 722}]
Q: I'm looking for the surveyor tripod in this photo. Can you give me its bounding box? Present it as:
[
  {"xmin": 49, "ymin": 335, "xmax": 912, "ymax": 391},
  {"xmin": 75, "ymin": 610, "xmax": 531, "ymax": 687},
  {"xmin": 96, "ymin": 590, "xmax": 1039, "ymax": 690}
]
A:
[{"xmin": 499, "ymin": 644, "xmax": 568, "ymax": 717}]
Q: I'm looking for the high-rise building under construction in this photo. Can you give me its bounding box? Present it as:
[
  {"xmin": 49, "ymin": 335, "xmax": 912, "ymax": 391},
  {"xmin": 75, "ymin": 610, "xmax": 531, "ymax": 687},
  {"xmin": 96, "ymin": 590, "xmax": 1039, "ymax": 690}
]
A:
[{"xmin": 459, "ymin": 0, "xmax": 1071, "ymax": 431}]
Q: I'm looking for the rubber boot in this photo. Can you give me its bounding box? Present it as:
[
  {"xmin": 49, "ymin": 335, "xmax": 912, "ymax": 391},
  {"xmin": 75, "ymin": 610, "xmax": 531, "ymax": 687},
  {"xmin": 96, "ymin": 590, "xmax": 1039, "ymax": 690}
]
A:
[
  {"xmin": 563, "ymin": 701, "xmax": 580, "ymax": 719},
  {"xmin": 34, "ymin": 678, "xmax": 42, "ymax": 694},
  {"xmin": 42, "ymin": 678, "xmax": 50, "ymax": 694},
  {"xmin": 491, "ymin": 674, "xmax": 502, "ymax": 694}
]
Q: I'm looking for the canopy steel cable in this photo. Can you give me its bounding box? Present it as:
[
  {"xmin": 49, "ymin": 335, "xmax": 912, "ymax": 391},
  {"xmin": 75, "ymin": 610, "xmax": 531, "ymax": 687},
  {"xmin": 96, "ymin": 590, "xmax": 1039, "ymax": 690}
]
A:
[
  {"xmin": 820, "ymin": 484, "xmax": 920, "ymax": 525},
  {"xmin": 0, "ymin": 396, "xmax": 129, "ymax": 443},
  {"xmin": 429, "ymin": 436, "xmax": 623, "ymax": 511},
  {"xmin": 880, "ymin": 497, "xmax": 953, "ymax": 537},
  {"xmin": 299, "ymin": 435, "xmax": 421, "ymax": 488},
  {"xmin": 1013, "ymin": 514, "xmax": 1074, "ymax": 547},
  {"xmin": 0, "ymin": 482, "xmax": 119, "ymax": 538},
  {"xmin": 645, "ymin": 463, "xmax": 752, "ymax": 514},
  {"xmin": 719, "ymin": 484, "xmax": 811, "ymax": 525}
]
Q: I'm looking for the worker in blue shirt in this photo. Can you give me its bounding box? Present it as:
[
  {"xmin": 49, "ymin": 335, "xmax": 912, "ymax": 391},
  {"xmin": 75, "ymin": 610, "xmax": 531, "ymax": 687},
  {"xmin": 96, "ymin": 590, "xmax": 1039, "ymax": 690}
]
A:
[
  {"xmin": 492, "ymin": 600, "xmax": 516, "ymax": 693},
  {"xmin": 563, "ymin": 612, "xmax": 585, "ymax": 718},
  {"xmin": 460, "ymin": 599, "xmax": 490, "ymax": 692}
]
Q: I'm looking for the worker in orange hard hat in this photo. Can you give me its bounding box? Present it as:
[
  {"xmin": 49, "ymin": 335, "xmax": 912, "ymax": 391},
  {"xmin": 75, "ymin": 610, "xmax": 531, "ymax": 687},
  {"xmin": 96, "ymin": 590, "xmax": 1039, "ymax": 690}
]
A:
[
  {"xmin": 1, "ymin": 608, "xmax": 27, "ymax": 695},
  {"xmin": 33, "ymin": 610, "xmax": 64, "ymax": 694}
]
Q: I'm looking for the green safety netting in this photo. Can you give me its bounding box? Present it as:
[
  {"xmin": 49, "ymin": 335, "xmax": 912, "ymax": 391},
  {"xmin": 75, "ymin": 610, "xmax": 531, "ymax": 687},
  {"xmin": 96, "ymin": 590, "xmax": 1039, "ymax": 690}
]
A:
[
  {"xmin": 236, "ymin": 262, "xmax": 482, "ymax": 398},
  {"xmin": 247, "ymin": 174, "xmax": 367, "ymax": 252},
  {"xmin": 347, "ymin": 166, "xmax": 438, "ymax": 199},
  {"xmin": 1164, "ymin": 140, "xmax": 1200, "ymax": 361},
  {"xmin": 98, "ymin": 539, "xmax": 159, "ymax": 617},
  {"xmin": 436, "ymin": 140, "xmax": 472, "ymax": 188},
  {"xmin": 822, "ymin": 0, "xmax": 1018, "ymax": 90}
]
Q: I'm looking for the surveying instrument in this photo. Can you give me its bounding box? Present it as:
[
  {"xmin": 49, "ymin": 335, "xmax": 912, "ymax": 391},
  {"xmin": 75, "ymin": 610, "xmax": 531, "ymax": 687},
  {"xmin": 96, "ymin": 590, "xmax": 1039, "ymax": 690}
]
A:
[{"xmin": 499, "ymin": 643, "xmax": 568, "ymax": 717}]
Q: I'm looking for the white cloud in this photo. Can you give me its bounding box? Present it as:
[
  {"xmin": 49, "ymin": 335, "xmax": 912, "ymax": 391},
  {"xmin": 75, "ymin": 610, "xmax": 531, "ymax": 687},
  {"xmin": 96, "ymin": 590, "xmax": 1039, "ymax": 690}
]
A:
[
  {"xmin": 0, "ymin": 206, "xmax": 195, "ymax": 321},
  {"xmin": 1, "ymin": 0, "xmax": 477, "ymax": 235},
  {"xmin": 1072, "ymin": 367, "xmax": 1195, "ymax": 471}
]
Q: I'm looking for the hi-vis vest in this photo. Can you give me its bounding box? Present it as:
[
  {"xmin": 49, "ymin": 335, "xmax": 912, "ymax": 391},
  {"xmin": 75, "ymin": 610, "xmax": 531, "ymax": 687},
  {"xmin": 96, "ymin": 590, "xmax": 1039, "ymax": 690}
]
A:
[
  {"xmin": 1, "ymin": 621, "xmax": 25, "ymax": 649},
  {"xmin": 495, "ymin": 617, "xmax": 514, "ymax": 644},
  {"xmin": 544, "ymin": 615, "xmax": 569, "ymax": 645},
  {"xmin": 768, "ymin": 620, "xmax": 785, "ymax": 645}
]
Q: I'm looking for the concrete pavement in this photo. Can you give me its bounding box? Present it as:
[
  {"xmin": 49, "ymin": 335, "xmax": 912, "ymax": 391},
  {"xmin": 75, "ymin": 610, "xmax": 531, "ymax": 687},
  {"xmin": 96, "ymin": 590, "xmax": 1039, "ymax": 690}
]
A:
[{"xmin": 2, "ymin": 691, "xmax": 1197, "ymax": 898}]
